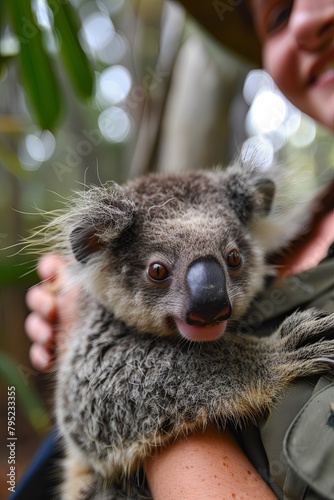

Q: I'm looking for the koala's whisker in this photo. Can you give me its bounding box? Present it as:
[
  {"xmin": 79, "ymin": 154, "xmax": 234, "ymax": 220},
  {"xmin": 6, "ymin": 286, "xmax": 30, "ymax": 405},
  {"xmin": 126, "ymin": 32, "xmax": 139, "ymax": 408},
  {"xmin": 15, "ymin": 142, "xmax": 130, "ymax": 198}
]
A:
[{"xmin": 147, "ymin": 197, "xmax": 176, "ymax": 219}]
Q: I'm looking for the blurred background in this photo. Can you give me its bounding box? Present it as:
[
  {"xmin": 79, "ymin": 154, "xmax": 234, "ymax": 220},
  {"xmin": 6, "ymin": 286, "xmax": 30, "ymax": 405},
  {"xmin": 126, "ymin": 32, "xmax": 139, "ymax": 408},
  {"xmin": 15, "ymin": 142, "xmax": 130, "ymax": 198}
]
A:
[{"xmin": 0, "ymin": 0, "xmax": 333, "ymax": 496}]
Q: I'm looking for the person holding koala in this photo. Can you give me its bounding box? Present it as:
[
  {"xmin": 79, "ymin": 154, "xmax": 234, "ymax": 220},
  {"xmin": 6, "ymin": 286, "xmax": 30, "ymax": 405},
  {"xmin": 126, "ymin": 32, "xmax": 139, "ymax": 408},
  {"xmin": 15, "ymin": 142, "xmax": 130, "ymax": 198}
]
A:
[{"xmin": 24, "ymin": 0, "xmax": 334, "ymax": 499}]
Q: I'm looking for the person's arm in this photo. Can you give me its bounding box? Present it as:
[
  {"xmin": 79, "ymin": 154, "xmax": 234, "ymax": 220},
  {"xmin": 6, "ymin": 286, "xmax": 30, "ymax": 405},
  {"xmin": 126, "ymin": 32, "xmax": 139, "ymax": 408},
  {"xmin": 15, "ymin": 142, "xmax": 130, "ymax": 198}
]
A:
[{"xmin": 145, "ymin": 426, "xmax": 276, "ymax": 500}]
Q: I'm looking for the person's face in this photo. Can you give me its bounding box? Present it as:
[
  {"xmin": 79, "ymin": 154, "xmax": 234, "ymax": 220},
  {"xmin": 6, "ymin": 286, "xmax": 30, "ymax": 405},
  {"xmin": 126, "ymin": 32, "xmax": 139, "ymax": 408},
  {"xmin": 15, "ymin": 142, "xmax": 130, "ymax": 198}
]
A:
[{"xmin": 250, "ymin": 0, "xmax": 334, "ymax": 132}]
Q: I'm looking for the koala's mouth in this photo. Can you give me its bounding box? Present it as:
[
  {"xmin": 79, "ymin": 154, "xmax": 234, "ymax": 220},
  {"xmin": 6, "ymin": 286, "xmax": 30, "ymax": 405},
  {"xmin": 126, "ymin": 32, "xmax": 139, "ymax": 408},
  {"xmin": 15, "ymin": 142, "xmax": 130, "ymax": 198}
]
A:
[{"xmin": 174, "ymin": 318, "xmax": 228, "ymax": 342}]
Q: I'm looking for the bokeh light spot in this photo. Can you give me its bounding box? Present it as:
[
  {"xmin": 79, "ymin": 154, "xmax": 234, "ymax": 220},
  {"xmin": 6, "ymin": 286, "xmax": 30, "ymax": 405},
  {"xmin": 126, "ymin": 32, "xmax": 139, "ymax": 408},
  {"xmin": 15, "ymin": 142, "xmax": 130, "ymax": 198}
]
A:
[
  {"xmin": 81, "ymin": 12, "xmax": 115, "ymax": 52},
  {"xmin": 19, "ymin": 130, "xmax": 56, "ymax": 170},
  {"xmin": 243, "ymin": 70, "xmax": 274, "ymax": 105},
  {"xmin": 98, "ymin": 106, "xmax": 132, "ymax": 143},
  {"xmin": 99, "ymin": 65, "xmax": 132, "ymax": 104},
  {"xmin": 289, "ymin": 115, "xmax": 316, "ymax": 148},
  {"xmin": 249, "ymin": 90, "xmax": 287, "ymax": 133}
]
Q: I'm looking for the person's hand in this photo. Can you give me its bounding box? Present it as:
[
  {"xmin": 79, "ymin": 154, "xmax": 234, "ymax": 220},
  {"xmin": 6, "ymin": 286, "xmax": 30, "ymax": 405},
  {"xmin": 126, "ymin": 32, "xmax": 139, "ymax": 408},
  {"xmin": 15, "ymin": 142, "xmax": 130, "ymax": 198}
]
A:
[{"xmin": 25, "ymin": 254, "xmax": 79, "ymax": 370}]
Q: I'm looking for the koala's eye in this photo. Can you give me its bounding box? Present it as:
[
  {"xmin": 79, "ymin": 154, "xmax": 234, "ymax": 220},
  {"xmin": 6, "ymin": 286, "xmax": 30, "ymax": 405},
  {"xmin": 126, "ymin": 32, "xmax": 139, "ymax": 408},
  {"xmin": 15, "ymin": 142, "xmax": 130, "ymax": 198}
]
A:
[
  {"xmin": 226, "ymin": 249, "xmax": 242, "ymax": 269},
  {"xmin": 148, "ymin": 263, "xmax": 170, "ymax": 282}
]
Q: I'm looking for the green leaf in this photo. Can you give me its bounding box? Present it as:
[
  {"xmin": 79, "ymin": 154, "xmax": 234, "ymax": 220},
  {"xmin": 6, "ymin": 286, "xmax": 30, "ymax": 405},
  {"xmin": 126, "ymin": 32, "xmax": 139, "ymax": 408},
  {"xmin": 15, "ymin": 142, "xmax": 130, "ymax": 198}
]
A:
[
  {"xmin": 0, "ymin": 351, "xmax": 50, "ymax": 433},
  {"xmin": 48, "ymin": 0, "xmax": 94, "ymax": 99},
  {"xmin": 0, "ymin": 255, "xmax": 38, "ymax": 285},
  {"xmin": 0, "ymin": 136, "xmax": 22, "ymax": 177},
  {"xmin": 8, "ymin": 0, "xmax": 62, "ymax": 130}
]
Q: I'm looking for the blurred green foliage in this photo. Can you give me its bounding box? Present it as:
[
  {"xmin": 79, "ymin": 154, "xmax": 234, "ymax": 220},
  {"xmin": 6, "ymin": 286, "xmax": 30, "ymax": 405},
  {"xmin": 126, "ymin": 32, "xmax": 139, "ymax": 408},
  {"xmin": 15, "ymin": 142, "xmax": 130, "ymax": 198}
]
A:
[
  {"xmin": 6, "ymin": 0, "xmax": 93, "ymax": 129},
  {"xmin": 0, "ymin": 352, "xmax": 50, "ymax": 433}
]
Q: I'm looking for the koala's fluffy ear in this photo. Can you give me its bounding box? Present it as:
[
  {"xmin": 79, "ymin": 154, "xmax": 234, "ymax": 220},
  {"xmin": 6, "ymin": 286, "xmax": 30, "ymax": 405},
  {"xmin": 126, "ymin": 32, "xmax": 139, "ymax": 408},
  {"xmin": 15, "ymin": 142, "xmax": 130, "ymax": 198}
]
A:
[
  {"xmin": 253, "ymin": 178, "xmax": 276, "ymax": 216},
  {"xmin": 70, "ymin": 226, "xmax": 101, "ymax": 264},
  {"xmin": 68, "ymin": 187, "xmax": 136, "ymax": 264},
  {"xmin": 224, "ymin": 165, "xmax": 275, "ymax": 223}
]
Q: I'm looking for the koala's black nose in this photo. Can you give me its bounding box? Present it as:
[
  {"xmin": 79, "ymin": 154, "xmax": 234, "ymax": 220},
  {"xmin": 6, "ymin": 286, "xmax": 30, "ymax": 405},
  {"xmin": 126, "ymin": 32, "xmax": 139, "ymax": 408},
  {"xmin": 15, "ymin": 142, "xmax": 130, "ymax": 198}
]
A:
[{"xmin": 186, "ymin": 258, "xmax": 232, "ymax": 326}]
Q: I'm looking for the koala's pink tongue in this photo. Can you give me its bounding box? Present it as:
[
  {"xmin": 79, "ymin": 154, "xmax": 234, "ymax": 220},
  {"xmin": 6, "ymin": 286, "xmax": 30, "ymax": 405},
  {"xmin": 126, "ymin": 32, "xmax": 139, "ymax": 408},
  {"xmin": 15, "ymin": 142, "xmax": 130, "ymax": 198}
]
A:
[{"xmin": 175, "ymin": 319, "xmax": 227, "ymax": 342}]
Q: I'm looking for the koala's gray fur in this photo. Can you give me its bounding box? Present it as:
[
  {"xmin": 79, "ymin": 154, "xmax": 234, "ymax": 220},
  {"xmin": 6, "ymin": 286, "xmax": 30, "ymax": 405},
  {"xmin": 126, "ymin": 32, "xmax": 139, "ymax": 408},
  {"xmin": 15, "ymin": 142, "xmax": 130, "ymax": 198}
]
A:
[{"xmin": 35, "ymin": 163, "xmax": 334, "ymax": 499}]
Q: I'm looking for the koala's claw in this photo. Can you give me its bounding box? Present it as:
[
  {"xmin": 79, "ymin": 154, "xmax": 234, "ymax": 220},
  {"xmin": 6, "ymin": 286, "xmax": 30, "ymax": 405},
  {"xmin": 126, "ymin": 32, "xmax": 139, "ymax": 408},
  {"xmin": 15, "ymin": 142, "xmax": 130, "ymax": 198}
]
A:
[
  {"xmin": 277, "ymin": 309, "xmax": 334, "ymax": 345},
  {"xmin": 271, "ymin": 310, "xmax": 334, "ymax": 380}
]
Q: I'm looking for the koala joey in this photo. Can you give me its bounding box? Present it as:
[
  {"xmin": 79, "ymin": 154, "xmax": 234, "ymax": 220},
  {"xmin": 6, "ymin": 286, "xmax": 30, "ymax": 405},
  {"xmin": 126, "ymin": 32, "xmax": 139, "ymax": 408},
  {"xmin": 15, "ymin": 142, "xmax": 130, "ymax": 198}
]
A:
[{"xmin": 38, "ymin": 163, "xmax": 334, "ymax": 499}]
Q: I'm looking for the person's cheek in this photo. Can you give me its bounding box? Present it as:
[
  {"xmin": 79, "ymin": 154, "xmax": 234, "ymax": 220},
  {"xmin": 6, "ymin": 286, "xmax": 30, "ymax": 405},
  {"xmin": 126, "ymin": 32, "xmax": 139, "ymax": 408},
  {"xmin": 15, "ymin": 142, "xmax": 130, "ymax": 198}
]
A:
[{"xmin": 262, "ymin": 39, "xmax": 299, "ymax": 105}]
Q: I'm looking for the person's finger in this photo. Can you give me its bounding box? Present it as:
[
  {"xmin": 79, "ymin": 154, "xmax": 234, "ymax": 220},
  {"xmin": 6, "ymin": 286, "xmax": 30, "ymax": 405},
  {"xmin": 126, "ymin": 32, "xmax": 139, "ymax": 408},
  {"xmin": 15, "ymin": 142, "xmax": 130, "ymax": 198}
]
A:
[
  {"xmin": 24, "ymin": 312, "xmax": 54, "ymax": 346},
  {"xmin": 29, "ymin": 343, "xmax": 54, "ymax": 371},
  {"xmin": 25, "ymin": 285, "xmax": 57, "ymax": 321},
  {"xmin": 37, "ymin": 253, "xmax": 68, "ymax": 282}
]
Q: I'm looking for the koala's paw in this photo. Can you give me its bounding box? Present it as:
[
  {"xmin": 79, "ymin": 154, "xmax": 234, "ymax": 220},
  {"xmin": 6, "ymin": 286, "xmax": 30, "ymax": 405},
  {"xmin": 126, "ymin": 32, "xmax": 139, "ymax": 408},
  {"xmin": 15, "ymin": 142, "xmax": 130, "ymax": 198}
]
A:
[{"xmin": 274, "ymin": 310, "xmax": 334, "ymax": 379}]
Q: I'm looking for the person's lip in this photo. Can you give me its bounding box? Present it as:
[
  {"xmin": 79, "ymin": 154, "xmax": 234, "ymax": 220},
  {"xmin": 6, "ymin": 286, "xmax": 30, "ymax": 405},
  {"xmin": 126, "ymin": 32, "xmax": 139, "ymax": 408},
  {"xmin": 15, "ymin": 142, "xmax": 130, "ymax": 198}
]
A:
[{"xmin": 308, "ymin": 48, "xmax": 334, "ymax": 88}]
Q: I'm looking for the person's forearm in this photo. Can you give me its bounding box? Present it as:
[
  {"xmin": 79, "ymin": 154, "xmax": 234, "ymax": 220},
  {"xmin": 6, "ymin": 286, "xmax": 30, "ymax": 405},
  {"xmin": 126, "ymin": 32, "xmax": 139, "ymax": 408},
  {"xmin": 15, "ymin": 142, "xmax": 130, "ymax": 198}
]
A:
[{"xmin": 144, "ymin": 426, "xmax": 276, "ymax": 500}]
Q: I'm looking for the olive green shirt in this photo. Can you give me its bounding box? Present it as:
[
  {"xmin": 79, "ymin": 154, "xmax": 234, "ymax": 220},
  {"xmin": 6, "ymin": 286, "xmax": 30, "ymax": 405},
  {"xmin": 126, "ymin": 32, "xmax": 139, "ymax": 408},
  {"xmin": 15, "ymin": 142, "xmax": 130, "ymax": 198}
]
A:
[{"xmin": 238, "ymin": 247, "xmax": 334, "ymax": 500}]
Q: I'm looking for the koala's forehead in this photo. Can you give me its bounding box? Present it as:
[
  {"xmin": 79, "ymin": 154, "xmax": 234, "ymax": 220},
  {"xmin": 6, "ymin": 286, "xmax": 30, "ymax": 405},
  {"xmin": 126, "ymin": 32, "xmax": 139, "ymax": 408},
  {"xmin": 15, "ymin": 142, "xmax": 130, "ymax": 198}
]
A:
[
  {"xmin": 139, "ymin": 211, "xmax": 233, "ymax": 236},
  {"xmin": 125, "ymin": 171, "xmax": 228, "ymax": 210},
  {"xmin": 123, "ymin": 172, "xmax": 242, "ymax": 245},
  {"xmin": 129, "ymin": 204, "xmax": 241, "ymax": 261}
]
